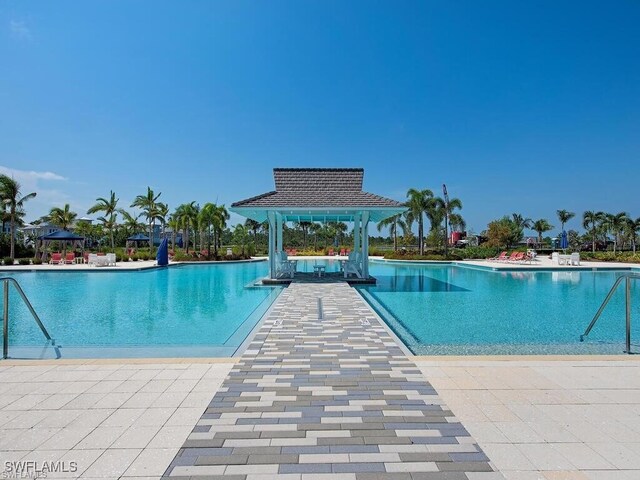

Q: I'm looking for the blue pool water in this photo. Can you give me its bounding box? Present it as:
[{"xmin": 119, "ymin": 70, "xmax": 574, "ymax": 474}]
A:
[
  {"xmin": 1, "ymin": 261, "xmax": 279, "ymax": 358},
  {"xmin": 3, "ymin": 259, "xmax": 639, "ymax": 357},
  {"xmin": 359, "ymin": 261, "xmax": 640, "ymax": 355}
]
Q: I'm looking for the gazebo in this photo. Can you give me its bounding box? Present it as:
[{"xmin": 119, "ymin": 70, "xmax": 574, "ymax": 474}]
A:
[
  {"xmin": 40, "ymin": 230, "xmax": 85, "ymax": 261},
  {"xmin": 126, "ymin": 233, "xmax": 150, "ymax": 248},
  {"xmin": 230, "ymin": 168, "xmax": 406, "ymax": 280}
]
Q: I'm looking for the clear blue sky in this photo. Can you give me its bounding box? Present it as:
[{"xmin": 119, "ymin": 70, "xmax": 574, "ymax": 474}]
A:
[{"xmin": 1, "ymin": 1, "xmax": 639, "ymax": 235}]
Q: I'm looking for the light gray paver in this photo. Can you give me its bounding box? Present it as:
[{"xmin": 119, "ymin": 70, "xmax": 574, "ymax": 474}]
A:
[{"xmin": 162, "ymin": 282, "xmax": 500, "ymax": 478}]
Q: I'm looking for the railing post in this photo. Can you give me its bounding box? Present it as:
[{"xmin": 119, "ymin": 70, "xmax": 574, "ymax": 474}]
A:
[
  {"xmin": 626, "ymin": 277, "xmax": 632, "ymax": 354},
  {"xmin": 3, "ymin": 280, "xmax": 8, "ymax": 359}
]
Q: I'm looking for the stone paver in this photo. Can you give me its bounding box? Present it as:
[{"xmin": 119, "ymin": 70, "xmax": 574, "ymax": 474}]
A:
[
  {"xmin": 163, "ymin": 283, "xmax": 499, "ymax": 479},
  {"xmin": 416, "ymin": 359, "xmax": 640, "ymax": 479}
]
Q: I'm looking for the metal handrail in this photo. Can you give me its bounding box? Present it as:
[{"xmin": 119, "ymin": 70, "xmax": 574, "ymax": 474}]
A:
[
  {"xmin": 580, "ymin": 272, "xmax": 640, "ymax": 354},
  {"xmin": 2, "ymin": 277, "xmax": 52, "ymax": 359}
]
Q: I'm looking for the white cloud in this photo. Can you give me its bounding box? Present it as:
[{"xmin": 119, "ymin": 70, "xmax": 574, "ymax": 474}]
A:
[
  {"xmin": 9, "ymin": 20, "xmax": 32, "ymax": 41},
  {"xmin": 0, "ymin": 165, "xmax": 66, "ymax": 184},
  {"xmin": 0, "ymin": 165, "xmax": 70, "ymax": 219}
]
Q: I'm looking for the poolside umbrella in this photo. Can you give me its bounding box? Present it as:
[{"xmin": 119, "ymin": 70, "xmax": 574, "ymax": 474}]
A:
[
  {"xmin": 156, "ymin": 238, "xmax": 169, "ymax": 266},
  {"xmin": 560, "ymin": 230, "xmax": 568, "ymax": 250}
]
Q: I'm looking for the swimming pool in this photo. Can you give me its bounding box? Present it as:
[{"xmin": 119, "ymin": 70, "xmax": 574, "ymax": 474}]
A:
[
  {"xmin": 2, "ymin": 261, "xmax": 280, "ymax": 358},
  {"xmin": 359, "ymin": 261, "xmax": 640, "ymax": 355}
]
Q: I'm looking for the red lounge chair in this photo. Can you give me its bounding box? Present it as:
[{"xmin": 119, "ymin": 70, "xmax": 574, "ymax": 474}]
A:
[
  {"xmin": 508, "ymin": 252, "xmax": 525, "ymax": 263},
  {"xmin": 291, "ymin": 249, "xmax": 297, "ymax": 256},
  {"xmin": 339, "ymin": 249, "xmax": 346, "ymax": 256},
  {"xmin": 488, "ymin": 251, "xmax": 508, "ymax": 261},
  {"xmin": 49, "ymin": 253, "xmax": 63, "ymax": 265},
  {"xmin": 64, "ymin": 253, "xmax": 75, "ymax": 264},
  {"xmin": 328, "ymin": 248, "xmax": 334, "ymax": 256},
  {"xmin": 346, "ymin": 249, "xmax": 351, "ymax": 255},
  {"xmin": 83, "ymin": 252, "xmax": 89, "ymax": 263}
]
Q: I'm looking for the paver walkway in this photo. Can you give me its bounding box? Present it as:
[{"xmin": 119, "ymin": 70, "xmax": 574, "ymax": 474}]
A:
[{"xmin": 163, "ymin": 282, "xmax": 502, "ymax": 480}]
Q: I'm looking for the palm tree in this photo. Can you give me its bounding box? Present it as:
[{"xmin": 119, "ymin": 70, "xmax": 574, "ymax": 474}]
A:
[
  {"xmin": 583, "ymin": 211, "xmax": 605, "ymax": 253},
  {"xmin": 174, "ymin": 202, "xmax": 198, "ymax": 253},
  {"xmin": 119, "ymin": 210, "xmax": 145, "ymax": 236},
  {"xmin": 310, "ymin": 222, "xmax": 321, "ymax": 249},
  {"xmin": 245, "ymin": 219, "xmax": 262, "ymax": 243},
  {"xmin": 604, "ymin": 212, "xmax": 628, "ymax": 254},
  {"xmin": 377, "ymin": 214, "xmax": 408, "ymax": 252},
  {"xmin": 199, "ymin": 203, "xmax": 217, "ymax": 256},
  {"xmin": 296, "ymin": 221, "xmax": 313, "ymax": 248},
  {"xmin": 435, "ymin": 196, "xmax": 462, "ymax": 255},
  {"xmin": 167, "ymin": 215, "xmax": 180, "ymax": 251},
  {"xmin": 0, "ymin": 175, "xmax": 37, "ymax": 260},
  {"xmin": 556, "ymin": 209, "xmax": 575, "ymax": 233},
  {"xmin": 531, "ymin": 219, "xmax": 553, "ymax": 245},
  {"xmin": 211, "ymin": 204, "xmax": 230, "ymax": 258},
  {"xmin": 233, "ymin": 224, "xmax": 251, "ymax": 256},
  {"xmin": 156, "ymin": 202, "xmax": 169, "ymax": 241},
  {"xmin": 626, "ymin": 217, "xmax": 640, "ymax": 253},
  {"xmin": 131, "ymin": 187, "xmax": 161, "ymax": 248},
  {"xmin": 405, "ymin": 188, "xmax": 433, "ymax": 255},
  {"xmin": 87, "ymin": 190, "xmax": 119, "ymax": 249},
  {"xmin": 48, "ymin": 204, "xmax": 77, "ymax": 230}
]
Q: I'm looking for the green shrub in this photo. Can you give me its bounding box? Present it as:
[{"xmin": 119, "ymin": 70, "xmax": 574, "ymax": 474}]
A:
[
  {"xmin": 115, "ymin": 254, "xmax": 122, "ymax": 262},
  {"xmin": 2, "ymin": 257, "xmax": 14, "ymax": 266},
  {"xmin": 18, "ymin": 258, "xmax": 31, "ymax": 265},
  {"xmin": 131, "ymin": 254, "xmax": 139, "ymax": 261},
  {"xmin": 451, "ymin": 246, "xmax": 500, "ymax": 259},
  {"xmin": 173, "ymin": 252, "xmax": 191, "ymax": 261},
  {"xmin": 32, "ymin": 258, "xmax": 43, "ymax": 265}
]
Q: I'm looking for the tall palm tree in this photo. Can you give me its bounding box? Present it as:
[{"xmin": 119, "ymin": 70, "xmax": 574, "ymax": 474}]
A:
[
  {"xmin": 583, "ymin": 211, "xmax": 605, "ymax": 253},
  {"xmin": 199, "ymin": 203, "xmax": 217, "ymax": 256},
  {"xmin": 174, "ymin": 202, "xmax": 198, "ymax": 253},
  {"xmin": 87, "ymin": 190, "xmax": 119, "ymax": 249},
  {"xmin": 167, "ymin": 215, "xmax": 180, "ymax": 251},
  {"xmin": 296, "ymin": 221, "xmax": 313, "ymax": 248},
  {"xmin": 626, "ymin": 217, "xmax": 640, "ymax": 253},
  {"xmin": 245, "ymin": 219, "xmax": 261, "ymax": 243},
  {"xmin": 531, "ymin": 219, "xmax": 553, "ymax": 245},
  {"xmin": 118, "ymin": 210, "xmax": 145, "ymax": 236},
  {"xmin": 377, "ymin": 214, "xmax": 408, "ymax": 252},
  {"xmin": 131, "ymin": 187, "xmax": 161, "ymax": 248},
  {"xmin": 405, "ymin": 188, "xmax": 433, "ymax": 255},
  {"xmin": 0, "ymin": 175, "xmax": 37, "ymax": 260},
  {"xmin": 48, "ymin": 204, "xmax": 77, "ymax": 230},
  {"xmin": 434, "ymin": 196, "xmax": 462, "ymax": 255},
  {"xmin": 310, "ymin": 222, "xmax": 321, "ymax": 249},
  {"xmin": 556, "ymin": 209, "xmax": 575, "ymax": 233},
  {"xmin": 211, "ymin": 204, "xmax": 230, "ymax": 258},
  {"xmin": 604, "ymin": 212, "xmax": 628, "ymax": 254},
  {"xmin": 156, "ymin": 202, "xmax": 169, "ymax": 241}
]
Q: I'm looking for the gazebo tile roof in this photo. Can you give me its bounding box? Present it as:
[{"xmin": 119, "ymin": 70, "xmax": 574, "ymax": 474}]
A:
[{"xmin": 231, "ymin": 168, "xmax": 403, "ymax": 209}]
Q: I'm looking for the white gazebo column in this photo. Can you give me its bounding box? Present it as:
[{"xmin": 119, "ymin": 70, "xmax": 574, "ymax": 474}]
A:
[
  {"xmin": 276, "ymin": 212, "xmax": 284, "ymax": 253},
  {"xmin": 361, "ymin": 211, "xmax": 370, "ymax": 278},
  {"xmin": 353, "ymin": 212, "xmax": 361, "ymax": 255},
  {"xmin": 268, "ymin": 211, "xmax": 276, "ymax": 278}
]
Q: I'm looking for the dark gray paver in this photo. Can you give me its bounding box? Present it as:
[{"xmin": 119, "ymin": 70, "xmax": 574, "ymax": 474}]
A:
[{"xmin": 162, "ymin": 283, "xmax": 502, "ymax": 478}]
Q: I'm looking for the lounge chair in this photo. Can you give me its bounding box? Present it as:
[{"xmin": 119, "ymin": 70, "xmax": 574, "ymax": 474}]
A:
[
  {"xmin": 339, "ymin": 249, "xmax": 346, "ymax": 256},
  {"xmin": 570, "ymin": 252, "xmax": 580, "ymax": 266},
  {"xmin": 507, "ymin": 252, "xmax": 524, "ymax": 263},
  {"xmin": 343, "ymin": 252, "xmax": 363, "ymax": 279},
  {"xmin": 488, "ymin": 251, "xmax": 507, "ymax": 261},
  {"xmin": 275, "ymin": 251, "xmax": 297, "ymax": 279},
  {"xmin": 49, "ymin": 253, "xmax": 63, "ymax": 265},
  {"xmin": 64, "ymin": 253, "xmax": 75, "ymax": 264},
  {"xmin": 328, "ymin": 248, "xmax": 334, "ymax": 256}
]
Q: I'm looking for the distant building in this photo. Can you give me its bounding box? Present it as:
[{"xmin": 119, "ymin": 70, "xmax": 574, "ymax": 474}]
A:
[{"xmin": 20, "ymin": 223, "xmax": 61, "ymax": 246}]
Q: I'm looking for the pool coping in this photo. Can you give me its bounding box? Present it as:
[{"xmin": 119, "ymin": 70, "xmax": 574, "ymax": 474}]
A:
[
  {"xmin": 0, "ymin": 257, "xmax": 267, "ymax": 273},
  {"xmin": 3, "ymin": 354, "xmax": 639, "ymax": 366}
]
